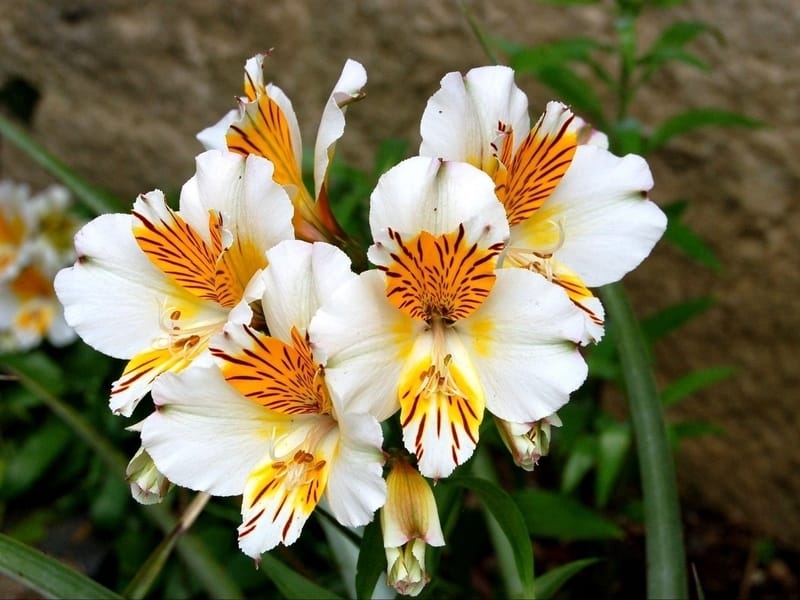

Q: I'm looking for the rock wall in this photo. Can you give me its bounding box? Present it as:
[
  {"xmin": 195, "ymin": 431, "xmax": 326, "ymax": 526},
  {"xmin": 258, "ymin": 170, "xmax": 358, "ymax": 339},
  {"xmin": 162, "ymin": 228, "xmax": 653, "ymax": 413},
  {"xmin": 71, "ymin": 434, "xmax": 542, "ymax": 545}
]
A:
[{"xmin": 2, "ymin": 0, "xmax": 798, "ymax": 548}]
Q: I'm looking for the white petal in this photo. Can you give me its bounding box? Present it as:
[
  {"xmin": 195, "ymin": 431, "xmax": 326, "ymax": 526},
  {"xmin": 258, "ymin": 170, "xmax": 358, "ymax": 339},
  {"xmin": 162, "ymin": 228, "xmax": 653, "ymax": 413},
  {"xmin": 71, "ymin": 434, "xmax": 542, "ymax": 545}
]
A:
[
  {"xmin": 534, "ymin": 145, "xmax": 666, "ymax": 286},
  {"xmin": 367, "ymin": 157, "xmax": 508, "ymax": 267},
  {"xmin": 196, "ymin": 109, "xmax": 239, "ymax": 151},
  {"xmin": 54, "ymin": 213, "xmax": 223, "ymax": 359},
  {"xmin": 260, "ymin": 240, "xmax": 356, "ymax": 342},
  {"xmin": 313, "ymin": 59, "xmax": 367, "ymax": 200},
  {"xmin": 179, "ymin": 150, "xmax": 295, "ymax": 251},
  {"xmin": 461, "ymin": 269, "xmax": 588, "ymax": 422},
  {"xmin": 325, "ymin": 410, "xmax": 386, "ymax": 527},
  {"xmin": 310, "ymin": 270, "xmax": 415, "ymax": 420},
  {"xmin": 141, "ymin": 365, "xmax": 279, "ymax": 496},
  {"xmin": 420, "ymin": 66, "xmax": 529, "ymax": 169}
]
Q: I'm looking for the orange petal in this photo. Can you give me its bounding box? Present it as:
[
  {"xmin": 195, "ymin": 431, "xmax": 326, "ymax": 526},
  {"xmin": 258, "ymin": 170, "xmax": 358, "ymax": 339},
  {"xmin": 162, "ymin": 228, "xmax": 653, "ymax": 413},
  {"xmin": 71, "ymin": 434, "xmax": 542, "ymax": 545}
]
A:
[
  {"xmin": 226, "ymin": 94, "xmax": 303, "ymax": 192},
  {"xmin": 212, "ymin": 326, "xmax": 330, "ymax": 416},
  {"xmin": 499, "ymin": 113, "xmax": 577, "ymax": 226},
  {"xmin": 133, "ymin": 206, "xmax": 240, "ymax": 309}
]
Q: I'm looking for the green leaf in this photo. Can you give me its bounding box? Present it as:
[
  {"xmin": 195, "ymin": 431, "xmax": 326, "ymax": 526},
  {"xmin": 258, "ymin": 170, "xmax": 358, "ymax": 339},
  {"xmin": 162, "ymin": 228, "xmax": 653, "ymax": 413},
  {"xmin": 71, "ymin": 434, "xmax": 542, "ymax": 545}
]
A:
[
  {"xmin": 0, "ymin": 532, "xmax": 121, "ymax": 599},
  {"xmin": 650, "ymin": 21, "xmax": 721, "ymax": 50},
  {"xmin": 560, "ymin": 435, "xmax": 596, "ymax": 494},
  {"xmin": 355, "ymin": 519, "xmax": 386, "ymax": 599},
  {"xmin": 638, "ymin": 21, "xmax": 721, "ymax": 82},
  {"xmin": 1, "ymin": 418, "xmax": 72, "ymax": 498},
  {"xmin": 641, "ymin": 296, "xmax": 716, "ymax": 342},
  {"xmin": 448, "ymin": 476, "xmax": 535, "ymax": 598},
  {"xmin": 509, "ymin": 38, "xmax": 608, "ymax": 72},
  {"xmin": 527, "ymin": 64, "xmax": 606, "ymax": 125},
  {"xmin": 515, "ymin": 489, "xmax": 623, "ymax": 540},
  {"xmin": 664, "ymin": 218, "xmax": 723, "ymax": 272},
  {"xmin": 595, "ymin": 421, "xmax": 632, "ymax": 508},
  {"xmin": 1, "ymin": 350, "xmax": 66, "ymax": 396},
  {"xmin": 373, "ymin": 137, "xmax": 408, "ymax": 178},
  {"xmin": 534, "ymin": 558, "xmax": 601, "ymax": 599},
  {"xmin": 661, "ymin": 366, "xmax": 737, "ymax": 407},
  {"xmin": 609, "ymin": 117, "xmax": 644, "ymax": 155},
  {"xmin": 259, "ymin": 552, "xmax": 342, "ymax": 599},
  {"xmin": 0, "ymin": 113, "xmax": 125, "ymax": 215},
  {"xmin": 600, "ymin": 282, "xmax": 688, "ymax": 597},
  {"xmin": 647, "ymin": 108, "xmax": 763, "ymax": 152},
  {"xmin": 668, "ymin": 420, "xmax": 724, "ymax": 446}
]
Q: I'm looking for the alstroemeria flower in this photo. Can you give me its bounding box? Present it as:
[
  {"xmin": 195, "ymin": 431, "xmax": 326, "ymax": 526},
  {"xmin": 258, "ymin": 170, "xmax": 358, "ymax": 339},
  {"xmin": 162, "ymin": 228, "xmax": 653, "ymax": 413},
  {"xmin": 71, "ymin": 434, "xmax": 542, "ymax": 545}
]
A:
[
  {"xmin": 55, "ymin": 150, "xmax": 294, "ymax": 416},
  {"xmin": 0, "ymin": 181, "xmax": 78, "ymax": 352},
  {"xmin": 141, "ymin": 240, "xmax": 386, "ymax": 558},
  {"xmin": 311, "ymin": 157, "xmax": 587, "ymax": 479},
  {"xmin": 125, "ymin": 444, "xmax": 172, "ymax": 505},
  {"xmin": 0, "ymin": 180, "xmax": 37, "ymax": 282},
  {"xmin": 198, "ymin": 53, "xmax": 366, "ymax": 247},
  {"xmin": 420, "ymin": 66, "xmax": 667, "ymax": 343},
  {"xmin": 495, "ymin": 412, "xmax": 562, "ymax": 471},
  {"xmin": 381, "ymin": 458, "xmax": 445, "ymax": 597},
  {"xmin": 0, "ymin": 250, "xmax": 76, "ymax": 352}
]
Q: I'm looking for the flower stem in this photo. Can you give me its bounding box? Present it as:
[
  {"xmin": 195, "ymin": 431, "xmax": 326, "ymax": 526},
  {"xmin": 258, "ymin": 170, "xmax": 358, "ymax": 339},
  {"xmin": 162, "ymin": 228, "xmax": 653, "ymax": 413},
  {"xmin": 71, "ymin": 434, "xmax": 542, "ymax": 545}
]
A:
[
  {"xmin": 123, "ymin": 493, "xmax": 211, "ymax": 600},
  {"xmin": 599, "ymin": 282, "xmax": 688, "ymax": 598}
]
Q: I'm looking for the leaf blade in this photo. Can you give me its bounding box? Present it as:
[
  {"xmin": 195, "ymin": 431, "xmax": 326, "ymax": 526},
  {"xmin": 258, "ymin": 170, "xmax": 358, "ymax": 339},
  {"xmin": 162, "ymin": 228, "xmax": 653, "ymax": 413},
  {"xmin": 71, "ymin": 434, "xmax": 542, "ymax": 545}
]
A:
[
  {"xmin": 0, "ymin": 532, "xmax": 122, "ymax": 600},
  {"xmin": 447, "ymin": 476, "xmax": 535, "ymax": 598}
]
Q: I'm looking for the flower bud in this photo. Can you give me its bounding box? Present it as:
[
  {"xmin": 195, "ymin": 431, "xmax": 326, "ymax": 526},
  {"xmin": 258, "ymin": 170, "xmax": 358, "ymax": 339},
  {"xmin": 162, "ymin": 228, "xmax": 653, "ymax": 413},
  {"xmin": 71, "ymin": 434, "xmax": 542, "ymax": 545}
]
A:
[
  {"xmin": 126, "ymin": 446, "xmax": 171, "ymax": 504},
  {"xmin": 381, "ymin": 459, "xmax": 445, "ymax": 596},
  {"xmin": 495, "ymin": 413, "xmax": 562, "ymax": 471}
]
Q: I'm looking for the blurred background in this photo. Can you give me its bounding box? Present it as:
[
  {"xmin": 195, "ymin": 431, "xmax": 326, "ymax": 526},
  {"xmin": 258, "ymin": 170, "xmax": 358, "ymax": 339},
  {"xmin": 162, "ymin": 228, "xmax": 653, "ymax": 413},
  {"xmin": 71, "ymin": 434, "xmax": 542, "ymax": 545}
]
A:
[{"xmin": 1, "ymin": 0, "xmax": 798, "ymax": 597}]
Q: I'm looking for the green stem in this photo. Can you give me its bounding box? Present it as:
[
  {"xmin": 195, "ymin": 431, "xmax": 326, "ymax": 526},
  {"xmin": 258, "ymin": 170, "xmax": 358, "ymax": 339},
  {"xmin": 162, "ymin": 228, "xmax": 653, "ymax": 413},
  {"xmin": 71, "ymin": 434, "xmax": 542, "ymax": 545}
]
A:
[
  {"xmin": 457, "ymin": 0, "xmax": 500, "ymax": 65},
  {"xmin": 123, "ymin": 492, "xmax": 211, "ymax": 599},
  {"xmin": 600, "ymin": 282, "xmax": 688, "ymax": 598}
]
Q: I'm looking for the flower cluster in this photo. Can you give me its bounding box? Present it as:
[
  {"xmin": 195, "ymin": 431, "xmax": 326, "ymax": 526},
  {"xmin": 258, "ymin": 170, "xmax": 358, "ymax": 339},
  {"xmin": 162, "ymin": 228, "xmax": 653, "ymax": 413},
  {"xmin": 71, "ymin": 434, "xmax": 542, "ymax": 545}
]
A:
[
  {"xmin": 55, "ymin": 56, "xmax": 665, "ymax": 595},
  {"xmin": 1, "ymin": 180, "xmax": 79, "ymax": 351}
]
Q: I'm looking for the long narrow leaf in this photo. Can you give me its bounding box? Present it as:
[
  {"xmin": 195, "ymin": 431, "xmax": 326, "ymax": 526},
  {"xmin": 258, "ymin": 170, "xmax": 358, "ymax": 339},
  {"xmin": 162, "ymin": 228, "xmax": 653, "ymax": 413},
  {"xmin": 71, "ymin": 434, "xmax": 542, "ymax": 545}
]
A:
[
  {"xmin": 534, "ymin": 558, "xmax": 601, "ymax": 599},
  {"xmin": 600, "ymin": 282, "xmax": 687, "ymax": 598},
  {"xmin": 355, "ymin": 519, "xmax": 386, "ymax": 600},
  {"xmin": 641, "ymin": 296, "xmax": 716, "ymax": 342},
  {"xmin": 447, "ymin": 475, "xmax": 535, "ymax": 599},
  {"xmin": 661, "ymin": 366, "xmax": 737, "ymax": 407},
  {"xmin": 0, "ymin": 532, "xmax": 121, "ymax": 600},
  {"xmin": 1, "ymin": 354, "xmax": 244, "ymax": 599},
  {"xmin": 0, "ymin": 113, "xmax": 124, "ymax": 214},
  {"xmin": 259, "ymin": 552, "xmax": 343, "ymax": 599},
  {"xmin": 515, "ymin": 489, "xmax": 623, "ymax": 541},
  {"xmin": 647, "ymin": 109, "xmax": 763, "ymax": 152}
]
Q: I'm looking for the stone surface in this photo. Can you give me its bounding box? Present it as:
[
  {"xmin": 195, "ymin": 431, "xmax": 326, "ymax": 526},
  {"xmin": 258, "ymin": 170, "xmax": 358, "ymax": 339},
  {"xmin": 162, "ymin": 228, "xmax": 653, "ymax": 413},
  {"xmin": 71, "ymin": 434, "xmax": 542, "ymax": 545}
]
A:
[{"xmin": 1, "ymin": 0, "xmax": 798, "ymax": 548}]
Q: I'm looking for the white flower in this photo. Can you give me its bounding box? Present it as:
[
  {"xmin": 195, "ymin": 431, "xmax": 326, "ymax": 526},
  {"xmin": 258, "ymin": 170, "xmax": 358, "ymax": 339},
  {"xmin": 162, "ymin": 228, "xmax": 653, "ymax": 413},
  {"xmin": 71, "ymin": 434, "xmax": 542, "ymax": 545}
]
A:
[
  {"xmin": 311, "ymin": 157, "xmax": 587, "ymax": 479},
  {"xmin": 140, "ymin": 240, "xmax": 386, "ymax": 558},
  {"xmin": 198, "ymin": 54, "xmax": 366, "ymax": 246},
  {"xmin": 55, "ymin": 150, "xmax": 294, "ymax": 416},
  {"xmin": 420, "ymin": 66, "xmax": 667, "ymax": 343},
  {"xmin": 0, "ymin": 181, "xmax": 78, "ymax": 351}
]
